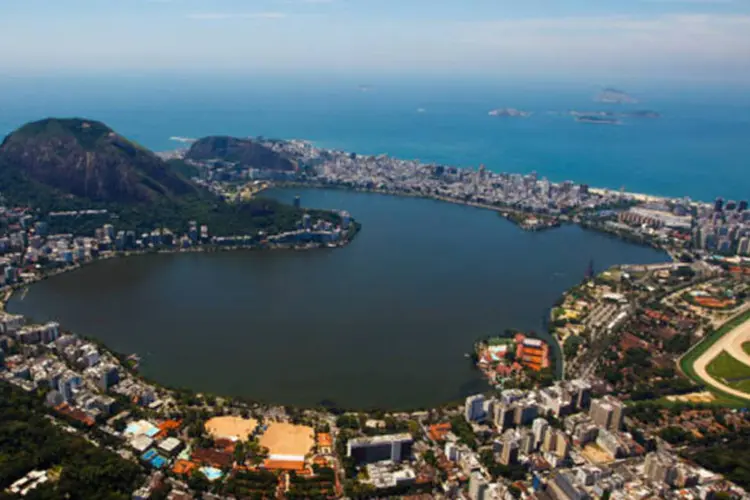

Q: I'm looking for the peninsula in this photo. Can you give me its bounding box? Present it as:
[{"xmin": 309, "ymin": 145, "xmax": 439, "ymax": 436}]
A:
[{"xmin": 0, "ymin": 118, "xmax": 358, "ymax": 255}]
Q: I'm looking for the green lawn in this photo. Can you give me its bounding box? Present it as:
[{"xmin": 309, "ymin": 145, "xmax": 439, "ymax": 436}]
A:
[
  {"xmin": 743, "ymin": 342, "xmax": 750, "ymax": 357},
  {"xmin": 679, "ymin": 308, "xmax": 750, "ymax": 406},
  {"xmin": 707, "ymin": 351, "xmax": 750, "ymax": 381},
  {"xmin": 733, "ymin": 380, "xmax": 750, "ymax": 394}
]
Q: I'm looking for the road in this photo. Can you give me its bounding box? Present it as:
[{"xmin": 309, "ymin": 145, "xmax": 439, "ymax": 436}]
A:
[{"xmin": 692, "ymin": 313, "xmax": 750, "ymax": 401}]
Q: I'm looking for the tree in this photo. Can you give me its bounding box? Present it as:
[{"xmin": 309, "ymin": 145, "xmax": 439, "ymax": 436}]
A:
[
  {"xmin": 564, "ymin": 335, "xmax": 584, "ymax": 358},
  {"xmin": 423, "ymin": 449, "xmax": 438, "ymax": 467},
  {"xmin": 188, "ymin": 470, "xmax": 210, "ymax": 493},
  {"xmin": 336, "ymin": 415, "xmax": 360, "ymax": 430},
  {"xmin": 234, "ymin": 441, "xmax": 247, "ymax": 464}
]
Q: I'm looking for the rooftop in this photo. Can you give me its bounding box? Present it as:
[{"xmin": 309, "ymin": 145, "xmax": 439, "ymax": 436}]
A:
[{"xmin": 349, "ymin": 433, "xmax": 413, "ymax": 446}]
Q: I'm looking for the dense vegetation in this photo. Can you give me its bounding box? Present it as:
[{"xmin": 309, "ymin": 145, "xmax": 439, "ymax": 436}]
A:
[
  {"xmin": 40, "ymin": 194, "xmax": 340, "ymax": 238},
  {"xmin": 685, "ymin": 428, "xmax": 750, "ymax": 490},
  {"xmin": 0, "ymin": 119, "xmax": 341, "ymax": 237},
  {"xmin": 186, "ymin": 136, "xmax": 296, "ymax": 172},
  {"xmin": 0, "ymin": 118, "xmax": 343, "ymax": 237},
  {"xmin": 287, "ymin": 467, "xmax": 336, "ymax": 498},
  {"xmin": 222, "ymin": 469, "xmax": 278, "ymax": 498},
  {"xmin": 0, "ymin": 382, "xmax": 143, "ymax": 499}
]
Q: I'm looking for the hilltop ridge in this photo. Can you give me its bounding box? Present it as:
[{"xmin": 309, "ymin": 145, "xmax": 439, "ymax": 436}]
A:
[
  {"xmin": 0, "ymin": 118, "xmax": 199, "ymax": 205},
  {"xmin": 186, "ymin": 136, "xmax": 297, "ymax": 172}
]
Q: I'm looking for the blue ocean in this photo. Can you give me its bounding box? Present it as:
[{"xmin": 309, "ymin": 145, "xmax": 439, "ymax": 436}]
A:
[{"xmin": 1, "ymin": 75, "xmax": 749, "ymax": 201}]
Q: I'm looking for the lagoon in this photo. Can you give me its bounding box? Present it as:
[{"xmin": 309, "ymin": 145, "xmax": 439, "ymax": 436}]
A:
[{"xmin": 8, "ymin": 188, "xmax": 670, "ymax": 409}]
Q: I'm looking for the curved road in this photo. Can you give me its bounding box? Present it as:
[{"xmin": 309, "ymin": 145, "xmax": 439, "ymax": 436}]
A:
[{"xmin": 693, "ymin": 315, "xmax": 750, "ymax": 401}]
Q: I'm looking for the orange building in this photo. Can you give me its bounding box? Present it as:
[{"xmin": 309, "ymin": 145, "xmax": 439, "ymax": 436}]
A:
[
  {"xmin": 172, "ymin": 460, "xmax": 197, "ymax": 476},
  {"xmin": 428, "ymin": 423, "xmax": 451, "ymax": 442},
  {"xmin": 316, "ymin": 433, "xmax": 333, "ymax": 454},
  {"xmin": 156, "ymin": 419, "xmax": 181, "ymax": 438},
  {"xmin": 514, "ymin": 334, "xmax": 550, "ymax": 372},
  {"xmin": 261, "ymin": 458, "xmax": 308, "ymax": 473},
  {"xmin": 694, "ymin": 296, "xmax": 735, "ymax": 309}
]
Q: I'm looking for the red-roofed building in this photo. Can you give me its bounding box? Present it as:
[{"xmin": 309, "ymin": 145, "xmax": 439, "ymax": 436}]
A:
[
  {"xmin": 428, "ymin": 423, "xmax": 451, "ymax": 442},
  {"xmin": 173, "ymin": 460, "xmax": 197, "ymax": 476},
  {"xmin": 261, "ymin": 459, "xmax": 307, "ymax": 472},
  {"xmin": 515, "ymin": 335, "xmax": 550, "ymax": 372},
  {"xmin": 192, "ymin": 448, "xmax": 233, "ymax": 468},
  {"xmin": 54, "ymin": 403, "xmax": 95, "ymax": 427},
  {"xmin": 316, "ymin": 433, "xmax": 333, "ymax": 454},
  {"xmin": 496, "ymin": 363, "xmax": 523, "ymax": 378},
  {"xmin": 619, "ymin": 333, "xmax": 650, "ymax": 352}
]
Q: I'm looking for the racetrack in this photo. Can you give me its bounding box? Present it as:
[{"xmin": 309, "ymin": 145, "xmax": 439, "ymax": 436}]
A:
[{"xmin": 693, "ymin": 313, "xmax": 750, "ymax": 401}]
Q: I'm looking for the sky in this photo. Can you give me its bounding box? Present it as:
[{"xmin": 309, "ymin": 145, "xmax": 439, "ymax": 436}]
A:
[{"xmin": 2, "ymin": 0, "xmax": 750, "ymax": 82}]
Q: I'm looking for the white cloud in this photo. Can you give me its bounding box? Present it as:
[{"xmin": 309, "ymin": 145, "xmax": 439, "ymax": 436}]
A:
[
  {"xmin": 3, "ymin": 9, "xmax": 748, "ymax": 81},
  {"xmin": 187, "ymin": 12, "xmax": 287, "ymax": 20}
]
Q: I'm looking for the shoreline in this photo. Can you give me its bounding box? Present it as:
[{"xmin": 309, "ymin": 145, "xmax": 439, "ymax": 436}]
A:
[
  {"xmin": 1, "ymin": 185, "xmax": 676, "ymax": 410},
  {"xmin": 292, "ymin": 141, "xmax": 713, "ymax": 207},
  {"xmin": 275, "ymin": 181, "xmax": 674, "ymax": 254},
  {"xmin": 2, "ymin": 185, "xmax": 676, "ymax": 409}
]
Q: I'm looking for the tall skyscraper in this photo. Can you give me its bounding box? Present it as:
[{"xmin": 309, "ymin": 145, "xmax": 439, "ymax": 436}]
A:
[
  {"xmin": 103, "ymin": 224, "xmax": 115, "ymax": 240},
  {"xmin": 590, "ymin": 396, "xmax": 624, "ymax": 432},
  {"xmin": 468, "ymin": 471, "xmax": 489, "ymax": 500},
  {"xmin": 465, "ymin": 394, "xmax": 486, "ymax": 423},
  {"xmin": 500, "ymin": 439, "xmax": 519, "ymax": 465},
  {"xmin": 532, "ymin": 418, "xmax": 549, "ymax": 449},
  {"xmin": 645, "ymin": 452, "xmax": 678, "ymax": 486},
  {"xmin": 494, "ymin": 402, "xmax": 515, "ymax": 431},
  {"xmin": 714, "ymin": 197, "xmax": 724, "ymax": 212}
]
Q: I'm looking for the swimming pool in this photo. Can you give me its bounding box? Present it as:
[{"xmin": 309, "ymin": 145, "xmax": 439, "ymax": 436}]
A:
[{"xmin": 200, "ymin": 466, "xmax": 223, "ymax": 482}]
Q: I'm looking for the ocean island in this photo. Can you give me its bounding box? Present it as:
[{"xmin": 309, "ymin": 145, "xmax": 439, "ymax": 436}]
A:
[
  {"xmin": 594, "ymin": 87, "xmax": 638, "ymax": 104},
  {"xmin": 2, "ymin": 117, "xmax": 750, "ymax": 499},
  {"xmin": 488, "ymin": 108, "xmax": 532, "ymax": 118}
]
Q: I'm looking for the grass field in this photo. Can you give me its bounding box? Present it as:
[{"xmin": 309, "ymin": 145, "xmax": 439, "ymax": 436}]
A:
[
  {"xmin": 707, "ymin": 351, "xmax": 750, "ymax": 381},
  {"xmin": 744, "ymin": 342, "xmax": 750, "ymax": 357},
  {"xmin": 705, "ymin": 351, "xmax": 750, "ymax": 395},
  {"xmin": 679, "ymin": 308, "xmax": 750, "ymax": 406}
]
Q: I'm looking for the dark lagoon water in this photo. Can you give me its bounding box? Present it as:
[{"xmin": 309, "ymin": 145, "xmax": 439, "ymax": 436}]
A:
[{"xmin": 8, "ymin": 189, "xmax": 670, "ymax": 409}]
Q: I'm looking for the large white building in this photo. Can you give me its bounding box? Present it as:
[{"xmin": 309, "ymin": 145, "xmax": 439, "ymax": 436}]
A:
[
  {"xmin": 468, "ymin": 471, "xmax": 489, "ymax": 500},
  {"xmin": 347, "ymin": 433, "xmax": 413, "ymax": 464},
  {"xmin": 590, "ymin": 396, "xmax": 624, "ymax": 432}
]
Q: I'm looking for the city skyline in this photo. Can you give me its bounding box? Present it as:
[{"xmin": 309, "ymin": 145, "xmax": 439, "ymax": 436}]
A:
[{"xmin": 3, "ymin": 0, "xmax": 750, "ymax": 81}]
